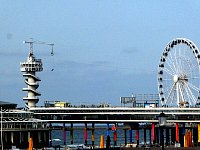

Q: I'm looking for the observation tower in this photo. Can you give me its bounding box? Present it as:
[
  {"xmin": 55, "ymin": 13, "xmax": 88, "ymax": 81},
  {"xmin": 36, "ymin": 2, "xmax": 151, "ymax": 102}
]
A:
[
  {"xmin": 20, "ymin": 39, "xmax": 54, "ymax": 108},
  {"xmin": 20, "ymin": 50, "xmax": 43, "ymax": 107}
]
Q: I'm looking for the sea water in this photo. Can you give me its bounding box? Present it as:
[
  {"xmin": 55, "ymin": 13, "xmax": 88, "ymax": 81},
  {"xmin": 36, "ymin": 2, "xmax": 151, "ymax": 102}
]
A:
[{"xmin": 51, "ymin": 126, "xmax": 151, "ymax": 147}]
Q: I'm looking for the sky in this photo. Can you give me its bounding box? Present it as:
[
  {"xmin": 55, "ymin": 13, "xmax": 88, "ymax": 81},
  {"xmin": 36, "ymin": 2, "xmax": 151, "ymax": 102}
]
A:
[{"xmin": 0, "ymin": 0, "xmax": 200, "ymax": 107}]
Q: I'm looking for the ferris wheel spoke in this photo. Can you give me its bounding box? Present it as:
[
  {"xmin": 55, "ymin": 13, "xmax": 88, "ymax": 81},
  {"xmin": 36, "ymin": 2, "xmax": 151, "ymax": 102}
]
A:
[
  {"xmin": 165, "ymin": 61, "xmax": 176, "ymax": 75},
  {"xmin": 178, "ymin": 83, "xmax": 185, "ymax": 104},
  {"xmin": 185, "ymin": 85, "xmax": 192, "ymax": 103},
  {"xmin": 178, "ymin": 47, "xmax": 184, "ymax": 74},
  {"xmin": 187, "ymin": 82, "xmax": 200, "ymax": 92},
  {"xmin": 162, "ymin": 78, "xmax": 172, "ymax": 81},
  {"xmin": 188, "ymin": 76, "xmax": 200, "ymax": 79},
  {"xmin": 172, "ymin": 48, "xmax": 178, "ymax": 74},
  {"xmin": 166, "ymin": 55, "xmax": 176, "ymax": 74},
  {"xmin": 186, "ymin": 84, "xmax": 197, "ymax": 104},
  {"xmin": 168, "ymin": 51, "xmax": 178, "ymax": 74},
  {"xmin": 167, "ymin": 92, "xmax": 175, "ymax": 106},
  {"xmin": 177, "ymin": 83, "xmax": 184, "ymax": 105},
  {"xmin": 175, "ymin": 83, "xmax": 179, "ymax": 105},
  {"xmin": 174, "ymin": 47, "xmax": 181, "ymax": 74},
  {"xmin": 186, "ymin": 84, "xmax": 197, "ymax": 105},
  {"xmin": 191, "ymin": 60, "xmax": 198, "ymax": 67},
  {"xmin": 170, "ymin": 89, "xmax": 177, "ymax": 106},
  {"xmin": 163, "ymin": 67, "xmax": 174, "ymax": 76},
  {"xmin": 165, "ymin": 82, "xmax": 176, "ymax": 103},
  {"xmin": 186, "ymin": 61, "xmax": 196, "ymax": 75},
  {"xmin": 190, "ymin": 63, "xmax": 199, "ymax": 72}
]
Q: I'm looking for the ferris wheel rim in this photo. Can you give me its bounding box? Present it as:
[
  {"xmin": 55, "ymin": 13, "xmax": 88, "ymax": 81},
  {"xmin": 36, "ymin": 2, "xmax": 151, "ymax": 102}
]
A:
[{"xmin": 158, "ymin": 38, "xmax": 200, "ymax": 107}]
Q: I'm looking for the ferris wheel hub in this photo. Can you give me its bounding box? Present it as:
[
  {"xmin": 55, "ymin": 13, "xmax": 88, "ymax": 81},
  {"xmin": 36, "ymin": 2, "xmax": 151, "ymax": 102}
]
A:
[{"xmin": 173, "ymin": 75, "xmax": 179, "ymax": 83}]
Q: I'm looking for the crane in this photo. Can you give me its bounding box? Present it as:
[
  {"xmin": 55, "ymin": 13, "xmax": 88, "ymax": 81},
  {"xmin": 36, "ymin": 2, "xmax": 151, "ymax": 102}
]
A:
[
  {"xmin": 23, "ymin": 38, "xmax": 54, "ymax": 56},
  {"xmin": 23, "ymin": 38, "xmax": 55, "ymax": 71}
]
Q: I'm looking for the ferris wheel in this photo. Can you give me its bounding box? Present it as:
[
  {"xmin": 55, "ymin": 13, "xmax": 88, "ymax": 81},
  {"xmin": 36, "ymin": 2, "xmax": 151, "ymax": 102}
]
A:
[{"xmin": 158, "ymin": 38, "xmax": 200, "ymax": 107}]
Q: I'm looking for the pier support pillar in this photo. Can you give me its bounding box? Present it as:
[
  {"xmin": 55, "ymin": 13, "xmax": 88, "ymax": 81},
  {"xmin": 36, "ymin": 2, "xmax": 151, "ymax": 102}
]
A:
[
  {"xmin": 193, "ymin": 125, "xmax": 198, "ymax": 146},
  {"xmin": 84, "ymin": 123, "xmax": 88, "ymax": 145},
  {"xmin": 6, "ymin": 132, "xmax": 10, "ymax": 147},
  {"xmin": 49, "ymin": 123, "xmax": 52, "ymax": 147},
  {"xmin": 171, "ymin": 126, "xmax": 175, "ymax": 144},
  {"xmin": 106, "ymin": 123, "xmax": 110, "ymax": 136},
  {"xmin": 151, "ymin": 123, "xmax": 155, "ymax": 144},
  {"xmin": 11, "ymin": 132, "xmax": 14, "ymax": 145},
  {"xmin": 92, "ymin": 123, "xmax": 95, "ymax": 146},
  {"xmin": 14, "ymin": 131, "xmax": 20, "ymax": 147},
  {"xmin": 166, "ymin": 127, "xmax": 169, "ymax": 146},
  {"xmin": 144, "ymin": 128, "xmax": 146, "ymax": 145},
  {"xmin": 136, "ymin": 129, "xmax": 139, "ymax": 146},
  {"xmin": 40, "ymin": 131, "xmax": 45, "ymax": 148},
  {"xmin": 160, "ymin": 126, "xmax": 164, "ymax": 149},
  {"xmin": 129, "ymin": 128, "xmax": 132, "ymax": 143},
  {"xmin": 63, "ymin": 123, "xmax": 66, "ymax": 146},
  {"xmin": 124, "ymin": 129, "xmax": 127, "ymax": 146},
  {"xmin": 176, "ymin": 123, "xmax": 179, "ymax": 143},
  {"xmin": 114, "ymin": 130, "xmax": 117, "ymax": 146},
  {"xmin": 45, "ymin": 130, "xmax": 50, "ymax": 146},
  {"xmin": 179, "ymin": 123, "xmax": 185, "ymax": 147},
  {"xmin": 28, "ymin": 132, "xmax": 30, "ymax": 144},
  {"xmin": 179, "ymin": 123, "xmax": 184, "ymax": 147},
  {"xmin": 113, "ymin": 123, "xmax": 117, "ymax": 146},
  {"xmin": 38, "ymin": 131, "xmax": 41, "ymax": 147},
  {"xmin": 155, "ymin": 126, "xmax": 159, "ymax": 144},
  {"xmin": 149, "ymin": 128, "xmax": 152, "ymax": 145},
  {"xmin": 70, "ymin": 123, "xmax": 73, "ymax": 144},
  {"xmin": 106, "ymin": 123, "xmax": 111, "ymax": 149},
  {"xmin": 4, "ymin": 132, "xmax": 11, "ymax": 149},
  {"xmin": 32, "ymin": 130, "xmax": 39, "ymax": 147},
  {"xmin": 43, "ymin": 131, "xmax": 46, "ymax": 146},
  {"xmin": 198, "ymin": 124, "xmax": 200, "ymax": 146},
  {"xmin": 23, "ymin": 132, "xmax": 27, "ymax": 147}
]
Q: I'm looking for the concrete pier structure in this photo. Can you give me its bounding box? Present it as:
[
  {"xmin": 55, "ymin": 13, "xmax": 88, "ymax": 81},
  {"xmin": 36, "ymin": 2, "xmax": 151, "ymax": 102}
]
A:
[
  {"xmin": 0, "ymin": 101, "xmax": 49, "ymax": 149},
  {"xmin": 28, "ymin": 105, "xmax": 200, "ymax": 148}
]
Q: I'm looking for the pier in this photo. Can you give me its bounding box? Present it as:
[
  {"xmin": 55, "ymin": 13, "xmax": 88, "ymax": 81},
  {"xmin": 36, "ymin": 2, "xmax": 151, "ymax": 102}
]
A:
[
  {"xmin": 0, "ymin": 102, "xmax": 49, "ymax": 149},
  {"xmin": 2, "ymin": 37, "xmax": 200, "ymax": 149},
  {"xmin": 29, "ymin": 101, "xmax": 200, "ymax": 148}
]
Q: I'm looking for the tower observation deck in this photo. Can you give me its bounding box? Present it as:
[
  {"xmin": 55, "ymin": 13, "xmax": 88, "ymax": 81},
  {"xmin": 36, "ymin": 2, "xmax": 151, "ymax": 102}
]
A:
[{"xmin": 20, "ymin": 51, "xmax": 43, "ymax": 107}]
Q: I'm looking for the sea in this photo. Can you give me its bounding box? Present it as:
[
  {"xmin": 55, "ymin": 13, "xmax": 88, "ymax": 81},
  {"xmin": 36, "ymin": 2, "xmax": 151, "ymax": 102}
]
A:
[{"xmin": 51, "ymin": 125, "xmax": 151, "ymax": 147}]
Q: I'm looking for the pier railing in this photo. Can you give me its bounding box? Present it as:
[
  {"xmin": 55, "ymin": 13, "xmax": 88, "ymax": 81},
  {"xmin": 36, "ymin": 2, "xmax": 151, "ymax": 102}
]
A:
[{"xmin": 29, "ymin": 107, "xmax": 200, "ymax": 123}]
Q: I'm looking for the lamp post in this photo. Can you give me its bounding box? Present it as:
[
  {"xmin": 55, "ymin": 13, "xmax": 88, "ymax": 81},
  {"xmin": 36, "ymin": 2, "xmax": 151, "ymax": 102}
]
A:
[{"xmin": 158, "ymin": 111, "xmax": 167, "ymax": 150}]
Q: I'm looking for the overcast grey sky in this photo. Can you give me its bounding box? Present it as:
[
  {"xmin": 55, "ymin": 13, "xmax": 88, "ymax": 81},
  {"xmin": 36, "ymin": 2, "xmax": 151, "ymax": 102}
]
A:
[{"xmin": 1, "ymin": 0, "xmax": 200, "ymax": 107}]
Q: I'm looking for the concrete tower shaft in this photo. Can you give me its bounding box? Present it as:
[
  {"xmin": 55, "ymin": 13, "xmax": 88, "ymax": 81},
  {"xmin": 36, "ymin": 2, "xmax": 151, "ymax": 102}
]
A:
[{"xmin": 20, "ymin": 52, "xmax": 43, "ymax": 107}]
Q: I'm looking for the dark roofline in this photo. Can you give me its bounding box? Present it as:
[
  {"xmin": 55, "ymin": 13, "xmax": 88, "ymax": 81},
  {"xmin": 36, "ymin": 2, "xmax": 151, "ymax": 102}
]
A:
[
  {"xmin": 0, "ymin": 101, "xmax": 17, "ymax": 109},
  {"xmin": 0, "ymin": 100, "xmax": 17, "ymax": 106}
]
